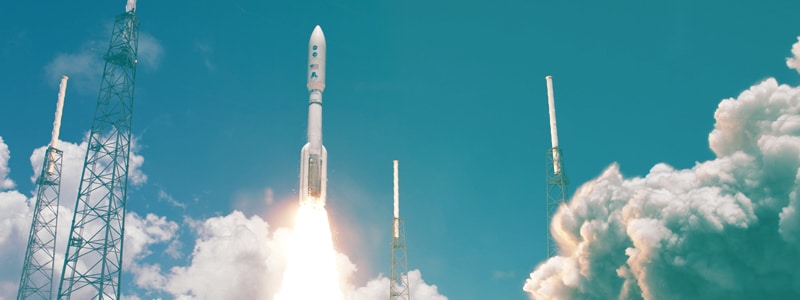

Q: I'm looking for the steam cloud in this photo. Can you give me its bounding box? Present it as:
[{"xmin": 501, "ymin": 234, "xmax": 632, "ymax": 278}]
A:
[{"xmin": 525, "ymin": 44, "xmax": 800, "ymax": 298}]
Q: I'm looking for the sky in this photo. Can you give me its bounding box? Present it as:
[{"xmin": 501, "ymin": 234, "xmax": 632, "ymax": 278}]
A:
[{"xmin": 2, "ymin": 0, "xmax": 800, "ymax": 299}]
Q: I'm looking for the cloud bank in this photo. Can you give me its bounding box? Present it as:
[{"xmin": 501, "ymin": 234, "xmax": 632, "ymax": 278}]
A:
[
  {"xmin": 525, "ymin": 51, "xmax": 800, "ymax": 298},
  {"xmin": 0, "ymin": 137, "xmax": 163, "ymax": 298},
  {"xmin": 133, "ymin": 210, "xmax": 446, "ymax": 300},
  {"xmin": 0, "ymin": 135, "xmax": 445, "ymax": 299}
]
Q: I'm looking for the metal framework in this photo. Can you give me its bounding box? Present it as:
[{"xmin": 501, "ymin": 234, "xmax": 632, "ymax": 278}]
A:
[
  {"xmin": 390, "ymin": 217, "xmax": 410, "ymax": 300},
  {"xmin": 17, "ymin": 147, "xmax": 64, "ymax": 300},
  {"xmin": 57, "ymin": 10, "xmax": 139, "ymax": 300},
  {"xmin": 546, "ymin": 147, "xmax": 568, "ymax": 258}
]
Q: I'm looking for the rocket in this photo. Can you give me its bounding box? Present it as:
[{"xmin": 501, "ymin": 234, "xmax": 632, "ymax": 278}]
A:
[{"xmin": 299, "ymin": 25, "xmax": 328, "ymax": 208}]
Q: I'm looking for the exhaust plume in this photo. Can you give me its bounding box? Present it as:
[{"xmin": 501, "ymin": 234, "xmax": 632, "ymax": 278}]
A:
[{"xmin": 525, "ymin": 75, "xmax": 800, "ymax": 298}]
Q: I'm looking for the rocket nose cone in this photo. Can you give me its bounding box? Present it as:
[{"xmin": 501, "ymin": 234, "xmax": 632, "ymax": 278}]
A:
[{"xmin": 311, "ymin": 25, "xmax": 326, "ymax": 43}]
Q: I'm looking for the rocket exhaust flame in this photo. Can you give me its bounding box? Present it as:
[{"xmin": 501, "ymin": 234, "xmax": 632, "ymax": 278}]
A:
[{"xmin": 275, "ymin": 205, "xmax": 344, "ymax": 300}]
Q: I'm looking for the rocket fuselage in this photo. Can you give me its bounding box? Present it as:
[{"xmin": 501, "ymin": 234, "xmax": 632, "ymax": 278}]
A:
[{"xmin": 300, "ymin": 25, "xmax": 327, "ymax": 208}]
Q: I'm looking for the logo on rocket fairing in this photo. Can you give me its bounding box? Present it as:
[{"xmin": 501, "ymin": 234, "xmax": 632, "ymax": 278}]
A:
[{"xmin": 310, "ymin": 44, "xmax": 320, "ymax": 81}]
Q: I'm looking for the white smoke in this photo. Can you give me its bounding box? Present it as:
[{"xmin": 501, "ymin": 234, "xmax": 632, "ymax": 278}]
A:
[
  {"xmin": 787, "ymin": 36, "xmax": 800, "ymax": 73},
  {"xmin": 524, "ymin": 76, "xmax": 800, "ymax": 297}
]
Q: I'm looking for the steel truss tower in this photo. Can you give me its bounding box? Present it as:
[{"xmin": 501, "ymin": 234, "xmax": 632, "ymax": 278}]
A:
[
  {"xmin": 18, "ymin": 147, "xmax": 64, "ymax": 300},
  {"xmin": 390, "ymin": 160, "xmax": 410, "ymax": 300},
  {"xmin": 391, "ymin": 218, "xmax": 410, "ymax": 300},
  {"xmin": 57, "ymin": 9, "xmax": 139, "ymax": 300},
  {"xmin": 546, "ymin": 148, "xmax": 568, "ymax": 258}
]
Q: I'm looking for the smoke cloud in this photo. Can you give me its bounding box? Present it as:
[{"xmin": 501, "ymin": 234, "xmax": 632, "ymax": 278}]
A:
[{"xmin": 525, "ymin": 67, "xmax": 800, "ymax": 297}]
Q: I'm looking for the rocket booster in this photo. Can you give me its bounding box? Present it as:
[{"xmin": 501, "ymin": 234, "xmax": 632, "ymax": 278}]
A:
[{"xmin": 300, "ymin": 25, "xmax": 327, "ymax": 208}]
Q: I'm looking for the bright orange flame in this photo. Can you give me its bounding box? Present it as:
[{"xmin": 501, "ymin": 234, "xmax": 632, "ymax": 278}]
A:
[{"xmin": 275, "ymin": 203, "xmax": 344, "ymax": 300}]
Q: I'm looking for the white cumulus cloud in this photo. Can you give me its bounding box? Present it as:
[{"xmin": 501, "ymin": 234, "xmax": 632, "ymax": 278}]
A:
[
  {"xmin": 0, "ymin": 136, "xmax": 16, "ymax": 189},
  {"xmin": 129, "ymin": 210, "xmax": 446, "ymax": 300},
  {"xmin": 787, "ymin": 36, "xmax": 800, "ymax": 73},
  {"xmin": 0, "ymin": 136, "xmax": 159, "ymax": 298}
]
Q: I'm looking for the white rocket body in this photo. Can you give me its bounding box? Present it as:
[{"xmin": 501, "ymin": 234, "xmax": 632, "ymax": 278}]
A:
[{"xmin": 300, "ymin": 25, "xmax": 328, "ymax": 208}]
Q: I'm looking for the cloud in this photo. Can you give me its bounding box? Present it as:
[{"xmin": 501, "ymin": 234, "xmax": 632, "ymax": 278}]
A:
[
  {"xmin": 158, "ymin": 189, "xmax": 186, "ymax": 209},
  {"xmin": 524, "ymin": 77, "xmax": 800, "ymax": 299},
  {"xmin": 493, "ymin": 270, "xmax": 515, "ymax": 279},
  {"xmin": 44, "ymin": 31, "xmax": 163, "ymax": 94},
  {"xmin": 0, "ymin": 139, "xmax": 442, "ymax": 300},
  {"xmin": 0, "ymin": 137, "xmax": 15, "ymax": 189},
  {"xmin": 126, "ymin": 210, "xmax": 446, "ymax": 300},
  {"xmin": 160, "ymin": 212, "xmax": 281, "ymax": 299},
  {"xmin": 344, "ymin": 270, "xmax": 447, "ymax": 300},
  {"xmin": 194, "ymin": 41, "xmax": 215, "ymax": 71},
  {"xmin": 124, "ymin": 212, "xmax": 179, "ymax": 269},
  {"xmin": 787, "ymin": 36, "xmax": 800, "ymax": 73},
  {"xmin": 44, "ymin": 40, "xmax": 106, "ymax": 95},
  {"xmin": 138, "ymin": 33, "xmax": 164, "ymax": 70},
  {"xmin": 0, "ymin": 136, "xmax": 155, "ymax": 298}
]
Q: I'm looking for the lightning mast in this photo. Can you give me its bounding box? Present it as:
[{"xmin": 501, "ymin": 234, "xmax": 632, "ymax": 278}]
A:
[
  {"xmin": 390, "ymin": 160, "xmax": 410, "ymax": 300},
  {"xmin": 17, "ymin": 76, "xmax": 69, "ymax": 300},
  {"xmin": 545, "ymin": 75, "xmax": 568, "ymax": 258},
  {"xmin": 57, "ymin": 4, "xmax": 139, "ymax": 299}
]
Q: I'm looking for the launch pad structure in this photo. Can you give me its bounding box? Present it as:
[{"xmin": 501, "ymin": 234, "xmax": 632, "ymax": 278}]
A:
[
  {"xmin": 17, "ymin": 76, "xmax": 68, "ymax": 300},
  {"xmin": 57, "ymin": 6, "xmax": 140, "ymax": 300},
  {"xmin": 390, "ymin": 160, "xmax": 410, "ymax": 300},
  {"xmin": 545, "ymin": 76, "xmax": 569, "ymax": 258}
]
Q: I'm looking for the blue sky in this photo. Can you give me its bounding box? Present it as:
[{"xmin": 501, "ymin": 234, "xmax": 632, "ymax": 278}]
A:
[{"xmin": 2, "ymin": 0, "xmax": 800, "ymax": 299}]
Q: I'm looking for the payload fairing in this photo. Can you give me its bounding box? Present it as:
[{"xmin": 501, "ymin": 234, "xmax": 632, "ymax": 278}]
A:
[{"xmin": 300, "ymin": 25, "xmax": 328, "ymax": 208}]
